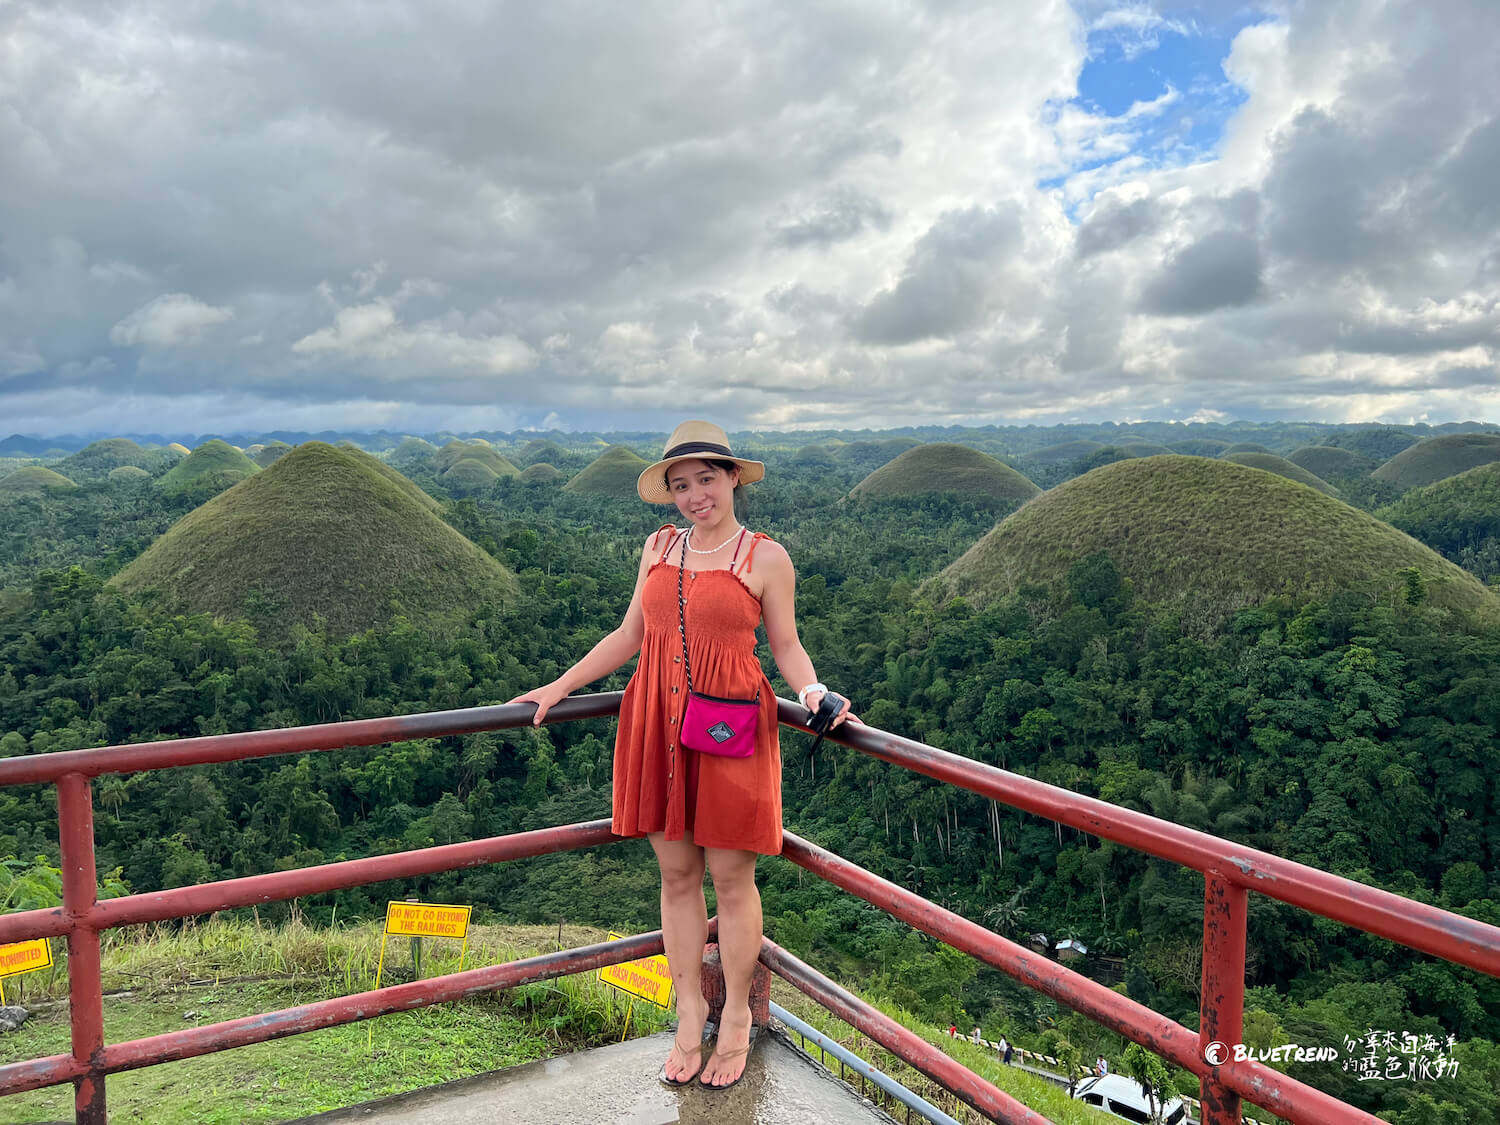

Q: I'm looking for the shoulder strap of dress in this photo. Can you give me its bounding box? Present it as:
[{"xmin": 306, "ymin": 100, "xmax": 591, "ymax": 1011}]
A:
[
  {"xmin": 651, "ymin": 524, "xmax": 682, "ymax": 566},
  {"xmin": 733, "ymin": 532, "xmax": 774, "ymax": 576}
]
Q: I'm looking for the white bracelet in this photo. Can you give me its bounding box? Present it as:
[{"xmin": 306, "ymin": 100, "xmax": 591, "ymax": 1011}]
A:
[{"xmin": 797, "ymin": 682, "xmax": 827, "ymax": 708}]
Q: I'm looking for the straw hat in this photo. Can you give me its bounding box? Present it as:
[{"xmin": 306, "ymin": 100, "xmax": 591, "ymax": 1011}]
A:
[{"xmin": 636, "ymin": 420, "xmax": 766, "ymax": 504}]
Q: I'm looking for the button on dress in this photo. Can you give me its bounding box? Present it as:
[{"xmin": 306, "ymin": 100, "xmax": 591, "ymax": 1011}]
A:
[{"xmin": 612, "ymin": 527, "xmax": 783, "ymax": 855}]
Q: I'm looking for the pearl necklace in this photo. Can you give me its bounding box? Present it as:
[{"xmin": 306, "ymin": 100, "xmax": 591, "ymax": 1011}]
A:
[{"xmin": 683, "ymin": 524, "xmax": 743, "ymax": 556}]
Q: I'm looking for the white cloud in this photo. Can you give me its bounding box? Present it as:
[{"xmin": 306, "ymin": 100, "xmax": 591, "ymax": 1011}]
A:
[
  {"xmin": 110, "ymin": 293, "xmax": 233, "ymax": 348},
  {"xmin": 1, "ymin": 0, "xmax": 1498, "ymax": 433}
]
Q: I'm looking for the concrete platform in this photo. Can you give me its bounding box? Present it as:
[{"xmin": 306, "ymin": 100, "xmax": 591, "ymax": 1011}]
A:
[{"xmin": 291, "ymin": 1028, "xmax": 900, "ymax": 1125}]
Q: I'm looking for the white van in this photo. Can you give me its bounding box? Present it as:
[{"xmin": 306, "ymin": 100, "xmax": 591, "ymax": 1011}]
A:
[{"xmin": 1070, "ymin": 1073, "xmax": 1187, "ymax": 1124}]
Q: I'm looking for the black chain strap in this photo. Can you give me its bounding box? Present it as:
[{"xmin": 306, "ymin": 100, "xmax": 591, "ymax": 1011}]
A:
[{"xmin": 676, "ymin": 531, "xmax": 697, "ymax": 695}]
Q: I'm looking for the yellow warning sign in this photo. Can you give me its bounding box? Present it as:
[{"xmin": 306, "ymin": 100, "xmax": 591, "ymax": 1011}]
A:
[
  {"xmin": 0, "ymin": 938, "xmax": 52, "ymax": 980},
  {"xmin": 382, "ymin": 901, "xmax": 472, "ymax": 939},
  {"xmin": 597, "ymin": 932, "xmax": 674, "ymax": 1008}
]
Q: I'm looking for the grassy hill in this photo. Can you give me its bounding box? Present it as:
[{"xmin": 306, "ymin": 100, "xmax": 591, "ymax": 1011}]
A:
[
  {"xmin": 389, "ymin": 436, "xmax": 438, "ymax": 465},
  {"xmin": 851, "ymin": 443, "xmax": 1040, "ymax": 503},
  {"xmin": 1371, "ymin": 433, "xmax": 1500, "ymax": 489},
  {"xmin": 1324, "ymin": 427, "xmax": 1420, "ymax": 463},
  {"xmin": 1287, "ymin": 446, "xmax": 1373, "ymax": 479},
  {"xmin": 564, "ymin": 444, "xmax": 651, "ymax": 497},
  {"xmin": 0, "ymin": 466, "xmax": 77, "ymax": 499},
  {"xmin": 1026, "ymin": 440, "xmax": 1104, "ymax": 465},
  {"xmin": 1222, "ymin": 452, "xmax": 1340, "ymax": 496},
  {"xmin": 108, "ymin": 465, "xmax": 152, "ymax": 483},
  {"xmin": 831, "ymin": 436, "xmax": 924, "ymax": 472},
  {"xmin": 521, "ymin": 462, "xmax": 568, "ymax": 484},
  {"xmin": 941, "ymin": 456, "xmax": 1499, "ymax": 626},
  {"xmin": 515, "ymin": 438, "xmax": 571, "ymax": 467},
  {"xmin": 164, "ymin": 442, "xmax": 191, "ymax": 456},
  {"xmin": 1221, "ymin": 442, "xmax": 1273, "ymax": 456},
  {"xmin": 433, "ymin": 440, "xmax": 519, "ymax": 478},
  {"xmin": 1168, "ymin": 439, "xmax": 1231, "ymax": 456},
  {"xmin": 54, "ymin": 438, "xmax": 160, "ymax": 478},
  {"xmin": 156, "ymin": 439, "xmax": 260, "ymax": 498},
  {"xmin": 1378, "ymin": 462, "xmax": 1500, "ymax": 558},
  {"xmin": 443, "ymin": 457, "xmax": 501, "ymax": 491},
  {"xmin": 251, "ymin": 440, "xmax": 293, "ymax": 468},
  {"xmin": 1119, "ymin": 442, "xmax": 1173, "ymax": 458},
  {"xmin": 113, "ymin": 442, "xmax": 516, "ymax": 641}
]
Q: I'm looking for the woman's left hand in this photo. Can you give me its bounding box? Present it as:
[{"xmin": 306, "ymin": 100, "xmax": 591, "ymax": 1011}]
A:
[{"xmin": 806, "ymin": 690, "xmax": 859, "ymax": 728}]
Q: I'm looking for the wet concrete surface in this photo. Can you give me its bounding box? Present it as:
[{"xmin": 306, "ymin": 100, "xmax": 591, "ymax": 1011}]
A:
[{"xmin": 291, "ymin": 1028, "xmax": 899, "ymax": 1125}]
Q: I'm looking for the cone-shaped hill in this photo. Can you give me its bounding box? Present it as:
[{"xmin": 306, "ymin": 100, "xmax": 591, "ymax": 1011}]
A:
[
  {"xmin": 1287, "ymin": 445, "xmax": 1373, "ymax": 479},
  {"xmin": 390, "ymin": 436, "xmax": 438, "ymax": 466},
  {"xmin": 0, "ymin": 466, "xmax": 77, "ymax": 500},
  {"xmin": 108, "ymin": 465, "xmax": 151, "ymax": 483},
  {"xmin": 1221, "ymin": 442, "xmax": 1273, "ymax": 455},
  {"xmin": 55, "ymin": 438, "xmax": 161, "ymax": 479},
  {"xmin": 564, "ymin": 445, "xmax": 650, "ymax": 497},
  {"xmin": 434, "ymin": 440, "xmax": 519, "ymax": 478},
  {"xmin": 443, "ymin": 458, "xmax": 501, "ymax": 492},
  {"xmin": 1168, "ymin": 439, "xmax": 1231, "ymax": 456},
  {"xmin": 157, "ymin": 440, "xmax": 260, "ymax": 497},
  {"xmin": 1222, "ymin": 452, "xmax": 1340, "ymax": 496},
  {"xmin": 521, "ymin": 462, "xmax": 567, "ymax": 484},
  {"xmin": 1371, "ymin": 433, "xmax": 1500, "ymax": 489},
  {"xmin": 164, "ymin": 442, "xmax": 191, "ymax": 456},
  {"xmin": 113, "ymin": 443, "xmax": 514, "ymax": 642},
  {"xmin": 252, "ymin": 440, "xmax": 293, "ymax": 468},
  {"xmin": 940, "ymin": 456, "xmax": 1499, "ymax": 626},
  {"xmin": 1324, "ymin": 427, "xmax": 1419, "ymax": 463},
  {"xmin": 1025, "ymin": 440, "xmax": 1104, "ymax": 465},
  {"xmin": 851, "ymin": 444, "xmax": 1040, "ymax": 503},
  {"xmin": 1378, "ymin": 462, "xmax": 1500, "ymax": 558},
  {"xmin": 516, "ymin": 438, "xmax": 571, "ymax": 467}
]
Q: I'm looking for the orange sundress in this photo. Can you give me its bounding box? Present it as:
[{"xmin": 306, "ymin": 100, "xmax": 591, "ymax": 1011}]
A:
[{"xmin": 612, "ymin": 525, "xmax": 783, "ymax": 855}]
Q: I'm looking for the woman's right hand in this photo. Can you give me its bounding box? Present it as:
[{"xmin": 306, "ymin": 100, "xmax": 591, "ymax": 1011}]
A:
[{"xmin": 508, "ymin": 682, "xmax": 569, "ymax": 726}]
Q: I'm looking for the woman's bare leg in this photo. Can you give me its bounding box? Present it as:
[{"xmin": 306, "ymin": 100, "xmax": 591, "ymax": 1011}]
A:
[
  {"xmin": 699, "ymin": 846, "xmax": 761, "ymax": 1087},
  {"xmin": 649, "ymin": 831, "xmax": 708, "ymax": 1082}
]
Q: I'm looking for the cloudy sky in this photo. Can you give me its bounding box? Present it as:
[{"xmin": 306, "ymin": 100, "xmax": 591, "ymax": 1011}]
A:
[{"xmin": 2, "ymin": 0, "xmax": 1498, "ymax": 436}]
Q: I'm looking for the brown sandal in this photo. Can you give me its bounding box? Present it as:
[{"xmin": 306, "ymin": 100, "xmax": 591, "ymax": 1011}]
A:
[
  {"xmin": 658, "ymin": 1040, "xmax": 705, "ymax": 1088},
  {"xmin": 697, "ymin": 1043, "xmax": 751, "ymax": 1090}
]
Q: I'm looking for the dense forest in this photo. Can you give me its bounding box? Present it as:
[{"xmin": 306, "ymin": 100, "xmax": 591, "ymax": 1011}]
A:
[{"xmin": 3, "ymin": 424, "xmax": 1500, "ymax": 1124}]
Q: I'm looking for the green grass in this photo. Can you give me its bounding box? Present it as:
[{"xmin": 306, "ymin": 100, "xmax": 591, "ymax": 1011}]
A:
[
  {"xmin": 108, "ymin": 465, "xmax": 153, "ymax": 483},
  {"xmin": 1024, "ymin": 440, "xmax": 1105, "ymax": 465},
  {"xmin": 0, "ymin": 466, "xmax": 77, "ymax": 499},
  {"xmin": 156, "ymin": 440, "xmax": 260, "ymax": 497},
  {"xmin": 111, "ymin": 442, "xmax": 516, "ymax": 642},
  {"xmin": 442, "ymin": 457, "xmax": 502, "ymax": 490},
  {"xmin": 1378, "ymin": 461, "xmax": 1500, "ymax": 553},
  {"xmin": 53, "ymin": 439, "xmax": 163, "ymax": 480},
  {"xmin": 1221, "ymin": 452, "xmax": 1340, "ymax": 496},
  {"xmin": 1286, "ymin": 445, "xmax": 1372, "ymax": 479},
  {"xmin": 1167, "ymin": 439, "xmax": 1230, "ymax": 456},
  {"xmin": 520, "ymin": 462, "xmax": 567, "ymax": 484},
  {"xmin": 252, "ymin": 441, "xmax": 294, "ymax": 469},
  {"xmin": 432, "ymin": 441, "xmax": 519, "ymax": 478},
  {"xmin": 0, "ymin": 919, "xmax": 671, "ymax": 1124},
  {"xmin": 772, "ymin": 984, "xmax": 1119, "ymax": 1125},
  {"xmin": 563, "ymin": 445, "xmax": 651, "ymax": 498},
  {"xmin": 850, "ymin": 443, "xmax": 1040, "ymax": 502},
  {"xmin": 941, "ymin": 455, "xmax": 1500, "ymax": 627},
  {"xmin": 1371, "ymin": 432, "xmax": 1500, "ymax": 489}
]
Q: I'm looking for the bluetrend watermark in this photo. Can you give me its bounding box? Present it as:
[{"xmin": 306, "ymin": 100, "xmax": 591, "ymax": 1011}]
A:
[{"xmin": 1202, "ymin": 1029, "xmax": 1459, "ymax": 1081}]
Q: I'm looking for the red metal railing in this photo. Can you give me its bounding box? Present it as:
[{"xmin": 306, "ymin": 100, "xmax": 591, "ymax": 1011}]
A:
[{"xmin": 1, "ymin": 692, "xmax": 1496, "ymax": 1125}]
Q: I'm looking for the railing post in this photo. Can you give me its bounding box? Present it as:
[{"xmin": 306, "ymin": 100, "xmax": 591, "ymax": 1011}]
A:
[
  {"xmin": 1199, "ymin": 872, "xmax": 1247, "ymax": 1125},
  {"xmin": 58, "ymin": 773, "xmax": 106, "ymax": 1124}
]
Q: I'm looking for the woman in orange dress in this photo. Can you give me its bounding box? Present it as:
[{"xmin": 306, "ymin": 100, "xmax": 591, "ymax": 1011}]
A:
[{"xmin": 510, "ymin": 420, "xmax": 854, "ymax": 1091}]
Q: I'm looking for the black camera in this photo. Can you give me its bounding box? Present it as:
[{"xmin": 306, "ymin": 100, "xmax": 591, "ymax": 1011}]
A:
[{"xmin": 805, "ymin": 691, "xmax": 846, "ymax": 754}]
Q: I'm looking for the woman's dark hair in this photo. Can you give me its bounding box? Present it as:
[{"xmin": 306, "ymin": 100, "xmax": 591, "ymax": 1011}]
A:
[{"xmin": 663, "ymin": 458, "xmax": 747, "ymax": 519}]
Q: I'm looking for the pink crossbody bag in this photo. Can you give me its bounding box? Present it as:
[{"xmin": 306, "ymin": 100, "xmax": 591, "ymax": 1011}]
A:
[{"xmin": 676, "ymin": 532, "xmax": 760, "ymax": 757}]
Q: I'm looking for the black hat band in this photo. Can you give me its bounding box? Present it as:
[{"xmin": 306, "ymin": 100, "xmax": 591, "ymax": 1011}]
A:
[{"xmin": 664, "ymin": 440, "xmax": 734, "ymax": 459}]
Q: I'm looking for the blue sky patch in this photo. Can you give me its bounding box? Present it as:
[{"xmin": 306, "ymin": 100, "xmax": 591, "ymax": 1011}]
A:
[{"xmin": 1064, "ymin": 5, "xmax": 1271, "ymax": 187}]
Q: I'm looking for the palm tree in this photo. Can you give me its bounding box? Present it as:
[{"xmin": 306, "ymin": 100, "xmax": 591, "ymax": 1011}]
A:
[{"xmin": 984, "ymin": 888, "xmax": 1027, "ymax": 937}]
